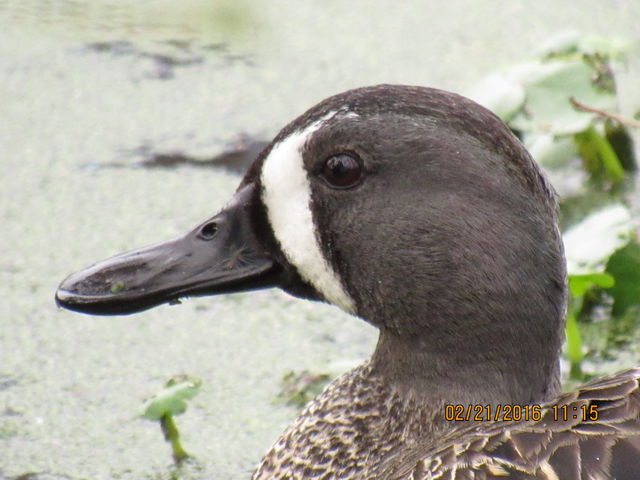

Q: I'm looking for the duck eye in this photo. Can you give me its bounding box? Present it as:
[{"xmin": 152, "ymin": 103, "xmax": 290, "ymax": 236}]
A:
[{"xmin": 319, "ymin": 153, "xmax": 363, "ymax": 189}]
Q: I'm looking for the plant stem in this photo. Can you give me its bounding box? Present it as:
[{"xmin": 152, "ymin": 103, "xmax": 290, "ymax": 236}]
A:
[
  {"xmin": 565, "ymin": 311, "xmax": 583, "ymax": 380},
  {"xmin": 570, "ymin": 97, "xmax": 640, "ymax": 128},
  {"xmin": 160, "ymin": 414, "xmax": 190, "ymax": 464}
]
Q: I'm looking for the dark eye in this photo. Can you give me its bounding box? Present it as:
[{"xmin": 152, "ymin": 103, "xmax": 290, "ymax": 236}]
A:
[{"xmin": 318, "ymin": 153, "xmax": 363, "ymax": 189}]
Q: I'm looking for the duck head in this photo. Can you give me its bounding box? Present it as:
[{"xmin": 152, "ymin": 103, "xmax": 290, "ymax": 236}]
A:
[{"xmin": 56, "ymin": 85, "xmax": 566, "ymax": 403}]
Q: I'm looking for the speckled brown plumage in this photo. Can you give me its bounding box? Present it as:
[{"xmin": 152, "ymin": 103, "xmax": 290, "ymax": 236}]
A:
[
  {"xmin": 253, "ymin": 367, "xmax": 640, "ymax": 480},
  {"xmin": 253, "ymin": 363, "xmax": 437, "ymax": 479}
]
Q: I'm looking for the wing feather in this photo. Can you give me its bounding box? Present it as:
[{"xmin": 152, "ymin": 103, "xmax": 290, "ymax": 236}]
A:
[{"xmin": 381, "ymin": 368, "xmax": 640, "ymax": 480}]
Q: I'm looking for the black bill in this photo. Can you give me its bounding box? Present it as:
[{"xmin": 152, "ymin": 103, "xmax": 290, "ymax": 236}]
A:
[{"xmin": 55, "ymin": 183, "xmax": 277, "ymax": 315}]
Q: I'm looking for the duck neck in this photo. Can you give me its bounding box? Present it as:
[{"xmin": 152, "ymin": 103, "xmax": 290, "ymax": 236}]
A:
[{"xmin": 370, "ymin": 315, "xmax": 562, "ymax": 408}]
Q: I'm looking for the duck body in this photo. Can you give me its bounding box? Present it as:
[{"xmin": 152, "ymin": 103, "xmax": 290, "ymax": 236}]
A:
[
  {"xmin": 253, "ymin": 363, "xmax": 446, "ymax": 479},
  {"xmin": 56, "ymin": 85, "xmax": 640, "ymax": 479},
  {"xmin": 253, "ymin": 364, "xmax": 640, "ymax": 479}
]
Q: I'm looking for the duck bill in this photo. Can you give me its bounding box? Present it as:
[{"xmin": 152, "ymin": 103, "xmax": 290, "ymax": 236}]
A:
[{"xmin": 55, "ymin": 184, "xmax": 277, "ymax": 315}]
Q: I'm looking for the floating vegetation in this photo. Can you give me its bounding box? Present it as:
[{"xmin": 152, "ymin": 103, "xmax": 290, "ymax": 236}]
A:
[{"xmin": 141, "ymin": 375, "xmax": 202, "ymax": 465}]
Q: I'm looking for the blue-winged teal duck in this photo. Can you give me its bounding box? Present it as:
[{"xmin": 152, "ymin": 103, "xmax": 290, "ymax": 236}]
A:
[{"xmin": 57, "ymin": 85, "xmax": 640, "ymax": 479}]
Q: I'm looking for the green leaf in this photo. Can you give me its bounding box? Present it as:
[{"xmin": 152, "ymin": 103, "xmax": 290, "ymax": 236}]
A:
[
  {"xmin": 576, "ymin": 35, "xmax": 633, "ymax": 58},
  {"xmin": 605, "ymin": 122, "xmax": 637, "ymax": 172},
  {"xmin": 141, "ymin": 375, "xmax": 202, "ymax": 420},
  {"xmin": 509, "ymin": 60, "xmax": 616, "ymax": 135},
  {"xmin": 467, "ymin": 73, "xmax": 525, "ymax": 121},
  {"xmin": 605, "ymin": 242, "xmax": 640, "ymax": 316},
  {"xmin": 565, "ymin": 271, "xmax": 616, "ymax": 380},
  {"xmin": 534, "ymin": 31, "xmax": 581, "ymax": 57},
  {"xmin": 563, "ymin": 204, "xmax": 632, "ymax": 274},
  {"xmin": 565, "ymin": 311, "xmax": 583, "ymax": 378},
  {"xmin": 568, "ymin": 272, "xmax": 615, "ymax": 297},
  {"xmin": 524, "ymin": 132, "xmax": 578, "ymax": 167},
  {"xmin": 277, "ymin": 370, "xmax": 331, "ymax": 409},
  {"xmin": 534, "ymin": 31, "xmax": 632, "ymax": 60},
  {"xmin": 507, "ymin": 60, "xmax": 572, "ymax": 85},
  {"xmin": 574, "ymin": 127, "xmax": 624, "ymax": 182}
]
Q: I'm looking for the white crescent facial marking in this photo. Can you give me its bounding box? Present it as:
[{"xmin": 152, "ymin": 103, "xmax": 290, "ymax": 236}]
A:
[{"xmin": 261, "ymin": 111, "xmax": 356, "ymax": 313}]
